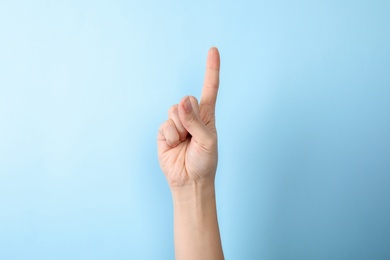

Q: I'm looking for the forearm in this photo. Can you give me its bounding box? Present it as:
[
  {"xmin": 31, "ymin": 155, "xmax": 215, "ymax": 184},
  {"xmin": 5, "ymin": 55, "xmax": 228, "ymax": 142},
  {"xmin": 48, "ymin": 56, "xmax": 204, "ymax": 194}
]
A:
[
  {"xmin": 158, "ymin": 47, "xmax": 222, "ymax": 259},
  {"xmin": 172, "ymin": 182, "xmax": 224, "ymax": 260}
]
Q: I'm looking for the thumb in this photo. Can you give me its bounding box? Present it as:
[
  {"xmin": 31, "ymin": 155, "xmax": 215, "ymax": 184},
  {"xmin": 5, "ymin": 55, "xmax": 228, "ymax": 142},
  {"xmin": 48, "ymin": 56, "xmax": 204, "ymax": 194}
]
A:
[{"xmin": 178, "ymin": 96, "xmax": 213, "ymax": 145}]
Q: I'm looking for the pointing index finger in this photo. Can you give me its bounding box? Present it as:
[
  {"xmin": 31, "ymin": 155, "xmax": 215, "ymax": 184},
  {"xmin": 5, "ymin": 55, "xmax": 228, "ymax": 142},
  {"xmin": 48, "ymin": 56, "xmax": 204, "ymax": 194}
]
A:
[{"xmin": 200, "ymin": 47, "xmax": 220, "ymax": 111}]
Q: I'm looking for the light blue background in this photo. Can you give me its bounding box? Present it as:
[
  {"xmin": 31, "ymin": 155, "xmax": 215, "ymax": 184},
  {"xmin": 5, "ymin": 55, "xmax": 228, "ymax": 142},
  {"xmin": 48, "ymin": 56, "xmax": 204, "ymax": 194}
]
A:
[{"xmin": 1, "ymin": 0, "xmax": 389, "ymax": 259}]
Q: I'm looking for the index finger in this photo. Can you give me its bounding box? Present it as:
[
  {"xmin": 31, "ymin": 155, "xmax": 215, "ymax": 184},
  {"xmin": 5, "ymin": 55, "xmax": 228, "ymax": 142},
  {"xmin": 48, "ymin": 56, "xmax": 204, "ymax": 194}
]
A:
[{"xmin": 200, "ymin": 47, "xmax": 220, "ymax": 111}]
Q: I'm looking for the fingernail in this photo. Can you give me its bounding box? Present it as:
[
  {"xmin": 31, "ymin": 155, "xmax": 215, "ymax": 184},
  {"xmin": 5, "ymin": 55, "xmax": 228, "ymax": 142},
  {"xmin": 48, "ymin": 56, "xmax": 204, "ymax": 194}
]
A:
[{"xmin": 183, "ymin": 97, "xmax": 192, "ymax": 112}]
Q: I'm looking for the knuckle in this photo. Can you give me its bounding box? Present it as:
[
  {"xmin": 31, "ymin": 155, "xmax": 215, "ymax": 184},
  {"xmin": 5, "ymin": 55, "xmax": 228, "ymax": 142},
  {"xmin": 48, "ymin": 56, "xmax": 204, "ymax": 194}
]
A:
[
  {"xmin": 185, "ymin": 112, "xmax": 196, "ymax": 126},
  {"xmin": 167, "ymin": 134, "xmax": 179, "ymax": 147},
  {"xmin": 157, "ymin": 124, "xmax": 165, "ymax": 140},
  {"xmin": 163, "ymin": 120, "xmax": 171, "ymax": 133},
  {"xmin": 203, "ymin": 80, "xmax": 218, "ymax": 89},
  {"xmin": 168, "ymin": 104, "xmax": 178, "ymax": 117},
  {"xmin": 189, "ymin": 96, "xmax": 198, "ymax": 104},
  {"xmin": 158, "ymin": 124, "xmax": 164, "ymax": 134},
  {"xmin": 205, "ymin": 134, "xmax": 218, "ymax": 147}
]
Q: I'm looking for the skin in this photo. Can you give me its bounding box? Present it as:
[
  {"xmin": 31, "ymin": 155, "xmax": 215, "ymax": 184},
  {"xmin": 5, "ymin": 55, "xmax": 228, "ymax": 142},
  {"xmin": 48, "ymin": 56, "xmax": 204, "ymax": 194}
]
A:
[{"xmin": 157, "ymin": 47, "xmax": 224, "ymax": 260}]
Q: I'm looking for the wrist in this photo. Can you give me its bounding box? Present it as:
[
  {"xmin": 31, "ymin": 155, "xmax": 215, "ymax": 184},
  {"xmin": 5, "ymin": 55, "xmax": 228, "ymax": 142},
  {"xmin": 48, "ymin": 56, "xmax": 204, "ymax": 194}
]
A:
[
  {"xmin": 170, "ymin": 179, "xmax": 223, "ymax": 260},
  {"xmin": 170, "ymin": 180, "xmax": 216, "ymax": 206}
]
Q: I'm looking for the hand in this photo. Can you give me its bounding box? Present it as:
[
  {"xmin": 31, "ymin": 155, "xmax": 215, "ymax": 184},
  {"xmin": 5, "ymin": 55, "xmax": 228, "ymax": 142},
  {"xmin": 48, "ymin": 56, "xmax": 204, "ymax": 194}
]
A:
[{"xmin": 157, "ymin": 47, "xmax": 220, "ymax": 190}]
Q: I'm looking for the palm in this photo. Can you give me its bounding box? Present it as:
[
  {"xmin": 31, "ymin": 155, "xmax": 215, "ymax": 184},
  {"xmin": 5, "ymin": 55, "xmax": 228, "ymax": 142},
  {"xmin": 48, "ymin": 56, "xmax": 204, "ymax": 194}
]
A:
[{"xmin": 158, "ymin": 107, "xmax": 217, "ymax": 187}]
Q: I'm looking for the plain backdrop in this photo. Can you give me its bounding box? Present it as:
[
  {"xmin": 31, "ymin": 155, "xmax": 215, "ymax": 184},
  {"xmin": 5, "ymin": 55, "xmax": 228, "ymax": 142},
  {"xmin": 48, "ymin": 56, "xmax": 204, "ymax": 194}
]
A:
[{"xmin": 1, "ymin": 0, "xmax": 389, "ymax": 259}]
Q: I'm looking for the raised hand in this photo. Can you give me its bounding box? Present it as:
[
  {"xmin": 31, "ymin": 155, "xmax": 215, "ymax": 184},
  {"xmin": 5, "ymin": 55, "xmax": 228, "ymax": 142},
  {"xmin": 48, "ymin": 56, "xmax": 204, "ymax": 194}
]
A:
[
  {"xmin": 157, "ymin": 47, "xmax": 220, "ymax": 190},
  {"xmin": 157, "ymin": 47, "xmax": 224, "ymax": 260}
]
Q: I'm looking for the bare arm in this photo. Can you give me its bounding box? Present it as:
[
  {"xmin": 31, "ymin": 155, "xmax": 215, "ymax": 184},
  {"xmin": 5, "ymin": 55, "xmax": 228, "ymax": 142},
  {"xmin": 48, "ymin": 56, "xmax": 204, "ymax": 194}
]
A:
[
  {"xmin": 157, "ymin": 47, "xmax": 224, "ymax": 260},
  {"xmin": 172, "ymin": 183, "xmax": 223, "ymax": 260}
]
